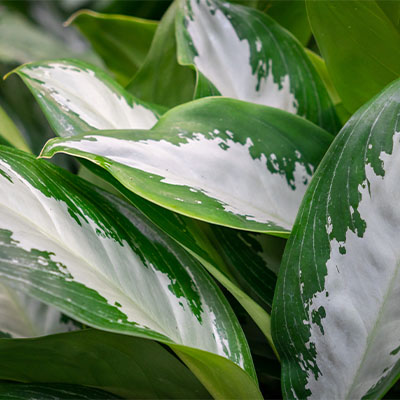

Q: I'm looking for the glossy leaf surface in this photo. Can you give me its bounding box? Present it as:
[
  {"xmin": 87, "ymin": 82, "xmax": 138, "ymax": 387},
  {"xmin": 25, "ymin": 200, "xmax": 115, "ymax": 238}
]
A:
[
  {"xmin": 0, "ymin": 146, "xmax": 260, "ymax": 399},
  {"xmin": 0, "ymin": 329, "xmax": 209, "ymax": 399},
  {"xmin": 0, "ymin": 283, "xmax": 76, "ymax": 339},
  {"xmin": 0, "ymin": 382, "xmax": 120, "ymax": 400},
  {"xmin": 176, "ymin": 0, "xmax": 339, "ymax": 133},
  {"xmin": 16, "ymin": 57, "xmax": 281, "ymax": 342},
  {"xmin": 67, "ymin": 10, "xmax": 158, "ymax": 86},
  {"xmin": 80, "ymin": 161, "xmax": 281, "ymax": 347},
  {"xmin": 128, "ymin": 2, "xmax": 196, "ymax": 108},
  {"xmin": 12, "ymin": 59, "xmax": 160, "ymax": 137},
  {"xmin": 272, "ymin": 79, "xmax": 400, "ymax": 399},
  {"xmin": 307, "ymin": 0, "xmax": 400, "ymax": 113},
  {"xmin": 41, "ymin": 97, "xmax": 332, "ymax": 235}
]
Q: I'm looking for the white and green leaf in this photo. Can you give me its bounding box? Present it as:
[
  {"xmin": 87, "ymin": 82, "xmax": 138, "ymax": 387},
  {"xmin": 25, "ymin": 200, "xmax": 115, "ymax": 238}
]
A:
[
  {"xmin": 175, "ymin": 0, "xmax": 340, "ymax": 134},
  {"xmin": 272, "ymin": 78, "xmax": 400, "ymax": 399},
  {"xmin": 11, "ymin": 59, "xmax": 161, "ymax": 137},
  {"xmin": 0, "ymin": 146, "xmax": 261, "ymax": 399},
  {"xmin": 41, "ymin": 97, "xmax": 332, "ymax": 236}
]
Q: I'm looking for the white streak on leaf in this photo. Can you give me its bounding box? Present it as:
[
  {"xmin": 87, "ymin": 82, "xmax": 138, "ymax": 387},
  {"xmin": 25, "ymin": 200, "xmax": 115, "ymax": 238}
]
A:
[
  {"xmin": 186, "ymin": 0, "xmax": 298, "ymax": 113},
  {"xmin": 47, "ymin": 133, "xmax": 313, "ymax": 229},
  {"xmin": 304, "ymin": 131, "xmax": 400, "ymax": 399},
  {"xmin": 23, "ymin": 63, "xmax": 158, "ymax": 130}
]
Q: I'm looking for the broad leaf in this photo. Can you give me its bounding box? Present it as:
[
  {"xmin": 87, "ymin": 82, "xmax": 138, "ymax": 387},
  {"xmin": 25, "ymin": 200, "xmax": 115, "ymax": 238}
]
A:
[
  {"xmin": 0, "ymin": 146, "xmax": 261, "ymax": 399},
  {"xmin": 127, "ymin": 2, "xmax": 196, "ymax": 108},
  {"xmin": 0, "ymin": 105, "xmax": 30, "ymax": 153},
  {"xmin": 0, "ymin": 329, "xmax": 210, "ymax": 399},
  {"xmin": 176, "ymin": 0, "xmax": 340, "ymax": 134},
  {"xmin": 0, "ymin": 382, "xmax": 120, "ymax": 399},
  {"xmin": 78, "ymin": 160, "xmax": 282, "ymax": 348},
  {"xmin": 11, "ymin": 59, "xmax": 161, "ymax": 137},
  {"xmin": 0, "ymin": 283, "xmax": 76, "ymax": 338},
  {"xmin": 306, "ymin": 0, "xmax": 400, "ymax": 113},
  {"xmin": 272, "ymin": 79, "xmax": 400, "ymax": 399},
  {"xmin": 41, "ymin": 97, "xmax": 332, "ymax": 235},
  {"xmin": 66, "ymin": 10, "xmax": 158, "ymax": 86},
  {"xmin": 15, "ymin": 58, "xmax": 283, "ymax": 344}
]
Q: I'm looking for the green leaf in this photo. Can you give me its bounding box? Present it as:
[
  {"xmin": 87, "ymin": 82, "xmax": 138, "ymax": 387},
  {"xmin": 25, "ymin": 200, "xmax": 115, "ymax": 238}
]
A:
[
  {"xmin": 11, "ymin": 59, "xmax": 161, "ymax": 137},
  {"xmin": 377, "ymin": 0, "xmax": 400, "ymax": 32},
  {"xmin": 78, "ymin": 159, "xmax": 280, "ymax": 351},
  {"xmin": 0, "ymin": 10, "xmax": 99, "ymax": 65},
  {"xmin": 0, "ymin": 105, "xmax": 30, "ymax": 153},
  {"xmin": 272, "ymin": 78, "xmax": 400, "ymax": 399},
  {"xmin": 0, "ymin": 329, "xmax": 210, "ymax": 399},
  {"xmin": 0, "ymin": 283, "xmax": 77, "ymax": 338},
  {"xmin": 306, "ymin": 0, "xmax": 400, "ymax": 113},
  {"xmin": 0, "ymin": 382, "xmax": 120, "ymax": 399},
  {"xmin": 41, "ymin": 97, "xmax": 332, "ymax": 236},
  {"xmin": 127, "ymin": 2, "xmax": 196, "ymax": 108},
  {"xmin": 176, "ymin": 0, "xmax": 340, "ymax": 134},
  {"xmin": 0, "ymin": 146, "xmax": 261, "ymax": 399},
  {"xmin": 265, "ymin": 0, "xmax": 312, "ymax": 45},
  {"xmin": 66, "ymin": 10, "xmax": 158, "ymax": 86},
  {"xmin": 15, "ymin": 58, "xmax": 282, "ymax": 345}
]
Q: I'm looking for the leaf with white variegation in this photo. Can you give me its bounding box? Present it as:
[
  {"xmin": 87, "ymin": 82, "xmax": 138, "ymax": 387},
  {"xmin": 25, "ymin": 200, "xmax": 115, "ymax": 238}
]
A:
[
  {"xmin": 0, "ymin": 146, "xmax": 261, "ymax": 399},
  {"xmin": 10, "ymin": 59, "xmax": 161, "ymax": 137},
  {"xmin": 41, "ymin": 97, "xmax": 332, "ymax": 235},
  {"xmin": 0, "ymin": 283, "xmax": 77, "ymax": 338},
  {"xmin": 272, "ymin": 78, "xmax": 400, "ymax": 399},
  {"xmin": 175, "ymin": 0, "xmax": 340, "ymax": 134},
  {"xmin": 14, "ymin": 58, "xmax": 284, "ymax": 345}
]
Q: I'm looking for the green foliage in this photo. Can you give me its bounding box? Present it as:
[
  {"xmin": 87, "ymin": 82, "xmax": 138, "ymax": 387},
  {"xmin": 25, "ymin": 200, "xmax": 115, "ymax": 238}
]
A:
[{"xmin": 1, "ymin": 0, "xmax": 400, "ymax": 398}]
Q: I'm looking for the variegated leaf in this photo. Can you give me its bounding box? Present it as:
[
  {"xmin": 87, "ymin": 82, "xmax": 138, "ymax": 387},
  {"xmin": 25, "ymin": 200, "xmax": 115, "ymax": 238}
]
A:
[
  {"xmin": 41, "ymin": 97, "xmax": 332, "ymax": 236},
  {"xmin": 175, "ymin": 0, "xmax": 340, "ymax": 134},
  {"xmin": 11, "ymin": 60, "xmax": 161, "ymax": 137},
  {"xmin": 272, "ymin": 78, "xmax": 400, "ymax": 399},
  {"xmin": 0, "ymin": 146, "xmax": 261, "ymax": 399}
]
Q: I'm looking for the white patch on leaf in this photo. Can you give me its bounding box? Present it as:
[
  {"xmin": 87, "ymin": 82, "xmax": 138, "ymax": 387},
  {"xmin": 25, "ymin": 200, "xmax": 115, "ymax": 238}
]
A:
[
  {"xmin": 304, "ymin": 131, "xmax": 400, "ymax": 399},
  {"xmin": 47, "ymin": 133, "xmax": 313, "ymax": 230},
  {"xmin": 185, "ymin": 0, "xmax": 298, "ymax": 113},
  {"xmin": 0, "ymin": 159, "xmax": 237, "ymax": 361},
  {"xmin": 22, "ymin": 63, "xmax": 158, "ymax": 130}
]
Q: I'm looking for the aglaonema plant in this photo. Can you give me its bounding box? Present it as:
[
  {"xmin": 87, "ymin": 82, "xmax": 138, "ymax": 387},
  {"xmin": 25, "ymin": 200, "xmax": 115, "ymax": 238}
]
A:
[{"xmin": 0, "ymin": 0, "xmax": 399, "ymax": 398}]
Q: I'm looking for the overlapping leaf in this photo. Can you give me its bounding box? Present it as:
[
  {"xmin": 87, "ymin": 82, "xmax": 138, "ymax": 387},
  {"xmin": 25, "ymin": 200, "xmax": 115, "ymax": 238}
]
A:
[
  {"xmin": 11, "ymin": 60, "xmax": 161, "ymax": 137},
  {"xmin": 67, "ymin": 10, "xmax": 158, "ymax": 85},
  {"xmin": 15, "ymin": 58, "xmax": 286, "ymax": 345},
  {"xmin": 127, "ymin": 2, "xmax": 196, "ymax": 108},
  {"xmin": 272, "ymin": 79, "xmax": 400, "ymax": 399},
  {"xmin": 41, "ymin": 97, "xmax": 332, "ymax": 235},
  {"xmin": 0, "ymin": 146, "xmax": 260, "ymax": 399},
  {"xmin": 176, "ymin": 0, "xmax": 340, "ymax": 133},
  {"xmin": 0, "ymin": 329, "xmax": 210, "ymax": 399}
]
